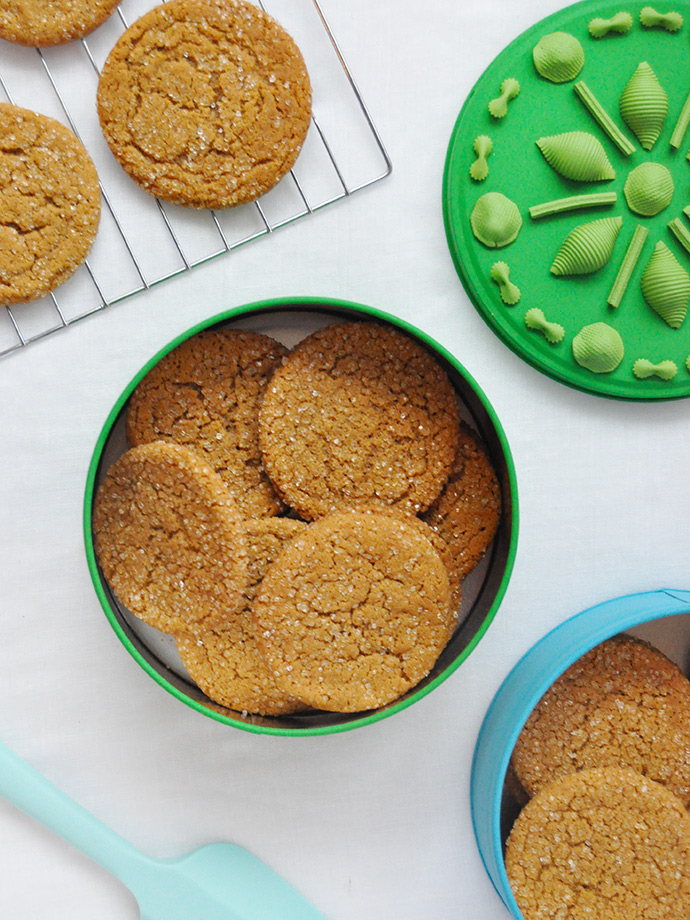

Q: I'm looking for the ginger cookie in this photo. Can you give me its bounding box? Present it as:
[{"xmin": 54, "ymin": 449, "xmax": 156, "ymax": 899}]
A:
[
  {"xmin": 0, "ymin": 104, "xmax": 101, "ymax": 305},
  {"xmin": 0, "ymin": 0, "xmax": 120, "ymax": 46},
  {"xmin": 252, "ymin": 510, "xmax": 453, "ymax": 712},
  {"xmin": 97, "ymin": 0, "xmax": 312, "ymax": 209},
  {"xmin": 93, "ymin": 441, "xmax": 247, "ymax": 636},
  {"xmin": 510, "ymin": 636, "xmax": 690, "ymax": 805},
  {"xmin": 259, "ymin": 321, "xmax": 461, "ymax": 521},
  {"xmin": 505, "ymin": 767, "xmax": 690, "ymax": 920},
  {"xmin": 126, "ymin": 329, "xmax": 287, "ymax": 518},
  {"xmin": 421, "ymin": 422, "xmax": 501, "ymax": 586},
  {"xmin": 176, "ymin": 518, "xmax": 306, "ymax": 716}
]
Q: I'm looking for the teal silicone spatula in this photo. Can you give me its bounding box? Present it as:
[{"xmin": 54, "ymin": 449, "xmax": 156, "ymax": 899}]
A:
[{"xmin": 0, "ymin": 737, "xmax": 327, "ymax": 919}]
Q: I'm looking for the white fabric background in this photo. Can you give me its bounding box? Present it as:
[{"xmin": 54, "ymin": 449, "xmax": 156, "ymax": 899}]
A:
[{"xmin": 1, "ymin": 1, "xmax": 689, "ymax": 917}]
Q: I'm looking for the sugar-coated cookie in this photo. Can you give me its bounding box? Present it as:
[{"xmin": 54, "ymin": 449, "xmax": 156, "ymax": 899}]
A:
[
  {"xmin": 127, "ymin": 329, "xmax": 287, "ymax": 518},
  {"xmin": 252, "ymin": 510, "xmax": 453, "ymax": 712},
  {"xmin": 259, "ymin": 321, "xmax": 460, "ymax": 520},
  {"xmin": 0, "ymin": 104, "xmax": 100, "ymax": 305},
  {"xmin": 505, "ymin": 767, "xmax": 690, "ymax": 920},
  {"xmin": 93, "ymin": 441, "xmax": 247, "ymax": 635},
  {"xmin": 97, "ymin": 0, "xmax": 311, "ymax": 208},
  {"xmin": 176, "ymin": 518, "xmax": 306, "ymax": 716},
  {"xmin": 0, "ymin": 0, "xmax": 120, "ymax": 46},
  {"xmin": 511, "ymin": 635, "xmax": 690, "ymax": 805}
]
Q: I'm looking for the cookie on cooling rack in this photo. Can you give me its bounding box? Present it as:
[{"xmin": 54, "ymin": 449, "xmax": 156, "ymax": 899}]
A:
[
  {"xmin": 97, "ymin": 0, "xmax": 312, "ymax": 209},
  {"xmin": 0, "ymin": 103, "xmax": 101, "ymax": 306},
  {"xmin": 0, "ymin": 0, "xmax": 120, "ymax": 46},
  {"xmin": 93, "ymin": 441, "xmax": 247, "ymax": 636},
  {"xmin": 252, "ymin": 510, "xmax": 453, "ymax": 712},
  {"xmin": 126, "ymin": 329, "xmax": 288, "ymax": 519},
  {"xmin": 258, "ymin": 321, "xmax": 461, "ymax": 520}
]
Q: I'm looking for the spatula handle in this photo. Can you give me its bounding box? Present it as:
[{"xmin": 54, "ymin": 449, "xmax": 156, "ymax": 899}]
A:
[{"xmin": 0, "ymin": 738, "xmax": 146, "ymax": 885}]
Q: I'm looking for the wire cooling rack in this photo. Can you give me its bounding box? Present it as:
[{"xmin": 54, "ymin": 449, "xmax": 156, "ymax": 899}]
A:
[{"xmin": 0, "ymin": 0, "xmax": 391, "ymax": 358}]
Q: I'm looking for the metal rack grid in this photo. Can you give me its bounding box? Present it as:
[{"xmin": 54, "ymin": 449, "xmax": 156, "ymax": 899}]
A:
[{"xmin": 0, "ymin": 0, "xmax": 392, "ymax": 359}]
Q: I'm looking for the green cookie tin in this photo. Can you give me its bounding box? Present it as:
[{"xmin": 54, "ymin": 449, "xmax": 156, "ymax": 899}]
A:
[{"xmin": 83, "ymin": 297, "xmax": 518, "ymax": 736}]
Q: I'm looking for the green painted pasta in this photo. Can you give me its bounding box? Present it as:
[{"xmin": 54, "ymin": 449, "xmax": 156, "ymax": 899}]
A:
[
  {"xmin": 668, "ymin": 216, "xmax": 690, "ymax": 254},
  {"xmin": 639, "ymin": 6, "xmax": 683, "ymax": 31},
  {"xmin": 607, "ymin": 224, "xmax": 649, "ymax": 308},
  {"xmin": 619, "ymin": 62, "xmax": 668, "ymax": 150},
  {"xmin": 670, "ymin": 88, "xmax": 690, "ymax": 149},
  {"xmin": 551, "ymin": 216, "xmax": 623, "ymax": 276},
  {"xmin": 684, "ymin": 205, "xmax": 690, "ymax": 220},
  {"xmin": 470, "ymin": 136, "xmax": 493, "ymax": 182},
  {"xmin": 686, "ymin": 355, "xmax": 690, "ymax": 373},
  {"xmin": 529, "ymin": 192, "xmax": 617, "ymax": 220},
  {"xmin": 536, "ymin": 131, "xmax": 616, "ymax": 182},
  {"xmin": 470, "ymin": 192, "xmax": 522, "ymax": 248},
  {"xmin": 641, "ymin": 240, "xmax": 690, "ymax": 328},
  {"xmin": 572, "ymin": 323, "xmax": 625, "ymax": 373},
  {"xmin": 588, "ymin": 12, "xmax": 634, "ymax": 37},
  {"xmin": 488, "ymin": 78, "xmax": 520, "ymax": 119},
  {"xmin": 524, "ymin": 308, "xmax": 565, "ymax": 344},
  {"xmin": 532, "ymin": 32, "xmax": 584, "ymax": 83},
  {"xmin": 490, "ymin": 262, "xmax": 521, "ymax": 304},
  {"xmin": 623, "ymin": 162, "xmax": 674, "ymax": 216},
  {"xmin": 573, "ymin": 81, "xmax": 636, "ymax": 156},
  {"xmin": 632, "ymin": 358, "xmax": 678, "ymax": 379}
]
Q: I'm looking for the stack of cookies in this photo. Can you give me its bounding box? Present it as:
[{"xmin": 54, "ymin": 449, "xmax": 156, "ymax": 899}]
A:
[
  {"xmin": 504, "ymin": 635, "xmax": 690, "ymax": 920},
  {"xmin": 93, "ymin": 319, "xmax": 502, "ymax": 717}
]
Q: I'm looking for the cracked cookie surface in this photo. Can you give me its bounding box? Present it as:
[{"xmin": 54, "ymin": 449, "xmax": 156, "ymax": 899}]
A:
[
  {"xmin": 176, "ymin": 517, "xmax": 306, "ymax": 716},
  {"xmin": 510, "ymin": 635, "xmax": 690, "ymax": 805},
  {"xmin": 96, "ymin": 0, "xmax": 312, "ymax": 208},
  {"xmin": 126, "ymin": 329, "xmax": 287, "ymax": 518},
  {"xmin": 0, "ymin": 103, "xmax": 101, "ymax": 305},
  {"xmin": 252, "ymin": 510, "xmax": 453, "ymax": 712},
  {"xmin": 421, "ymin": 421, "xmax": 501, "ymax": 587},
  {"xmin": 505, "ymin": 767, "xmax": 690, "ymax": 920},
  {"xmin": 93, "ymin": 441, "xmax": 247, "ymax": 635},
  {"xmin": 0, "ymin": 0, "xmax": 120, "ymax": 46},
  {"xmin": 258, "ymin": 321, "xmax": 460, "ymax": 520}
]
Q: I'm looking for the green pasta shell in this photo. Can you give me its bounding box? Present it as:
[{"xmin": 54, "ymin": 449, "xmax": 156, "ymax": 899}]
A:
[
  {"xmin": 551, "ymin": 216, "xmax": 623, "ymax": 276},
  {"xmin": 532, "ymin": 32, "xmax": 585, "ymax": 83},
  {"xmin": 536, "ymin": 131, "xmax": 616, "ymax": 182},
  {"xmin": 470, "ymin": 192, "xmax": 522, "ymax": 248},
  {"xmin": 640, "ymin": 240, "xmax": 690, "ymax": 328},
  {"xmin": 623, "ymin": 162, "xmax": 674, "ymax": 216},
  {"xmin": 572, "ymin": 323, "xmax": 625, "ymax": 373},
  {"xmin": 619, "ymin": 62, "xmax": 668, "ymax": 150}
]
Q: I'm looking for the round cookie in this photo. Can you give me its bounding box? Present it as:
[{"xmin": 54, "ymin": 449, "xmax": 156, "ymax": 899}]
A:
[
  {"xmin": 176, "ymin": 518, "xmax": 306, "ymax": 716},
  {"xmin": 259, "ymin": 321, "xmax": 461, "ymax": 520},
  {"xmin": 0, "ymin": 104, "xmax": 101, "ymax": 305},
  {"xmin": 252, "ymin": 510, "xmax": 453, "ymax": 712},
  {"xmin": 421, "ymin": 421, "xmax": 501, "ymax": 585},
  {"xmin": 97, "ymin": 0, "xmax": 312, "ymax": 209},
  {"xmin": 510, "ymin": 636, "xmax": 690, "ymax": 805},
  {"xmin": 0, "ymin": 0, "xmax": 120, "ymax": 46},
  {"xmin": 126, "ymin": 329, "xmax": 288, "ymax": 518},
  {"xmin": 505, "ymin": 767, "xmax": 690, "ymax": 920},
  {"xmin": 93, "ymin": 441, "xmax": 247, "ymax": 636}
]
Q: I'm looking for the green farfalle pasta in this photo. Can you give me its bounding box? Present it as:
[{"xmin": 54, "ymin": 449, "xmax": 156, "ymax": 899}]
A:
[
  {"xmin": 633, "ymin": 358, "xmax": 678, "ymax": 380},
  {"xmin": 490, "ymin": 262, "xmax": 521, "ymax": 304},
  {"xmin": 525, "ymin": 308, "xmax": 565, "ymax": 344},
  {"xmin": 536, "ymin": 131, "xmax": 616, "ymax": 182},
  {"xmin": 572, "ymin": 323, "xmax": 625, "ymax": 373},
  {"xmin": 551, "ymin": 216, "xmax": 623, "ymax": 276},
  {"xmin": 623, "ymin": 162, "xmax": 674, "ymax": 217},
  {"xmin": 640, "ymin": 240, "xmax": 690, "ymax": 328},
  {"xmin": 619, "ymin": 62, "xmax": 668, "ymax": 150},
  {"xmin": 589, "ymin": 12, "xmax": 634, "ymax": 37},
  {"xmin": 639, "ymin": 6, "xmax": 683, "ymax": 31},
  {"xmin": 532, "ymin": 32, "xmax": 584, "ymax": 83},
  {"xmin": 488, "ymin": 78, "xmax": 520, "ymax": 119},
  {"xmin": 470, "ymin": 192, "xmax": 522, "ymax": 248},
  {"xmin": 470, "ymin": 135, "xmax": 493, "ymax": 182}
]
